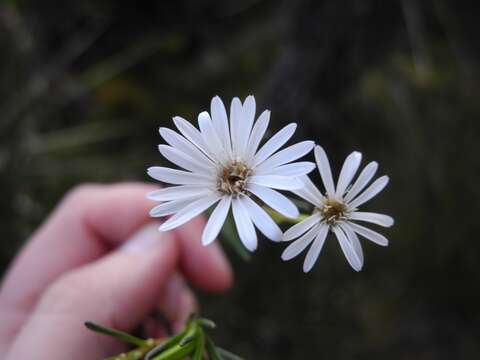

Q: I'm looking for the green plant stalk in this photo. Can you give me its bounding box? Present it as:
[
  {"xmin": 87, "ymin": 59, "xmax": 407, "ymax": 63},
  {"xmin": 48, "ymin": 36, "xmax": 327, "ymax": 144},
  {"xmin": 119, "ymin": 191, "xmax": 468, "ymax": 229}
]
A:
[{"xmin": 263, "ymin": 207, "xmax": 309, "ymax": 224}]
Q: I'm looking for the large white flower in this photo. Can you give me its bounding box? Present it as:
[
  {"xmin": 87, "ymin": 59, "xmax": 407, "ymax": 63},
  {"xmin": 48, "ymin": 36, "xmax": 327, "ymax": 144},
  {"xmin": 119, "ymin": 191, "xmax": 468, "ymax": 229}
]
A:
[
  {"xmin": 282, "ymin": 145, "xmax": 394, "ymax": 272},
  {"xmin": 147, "ymin": 95, "xmax": 315, "ymax": 251}
]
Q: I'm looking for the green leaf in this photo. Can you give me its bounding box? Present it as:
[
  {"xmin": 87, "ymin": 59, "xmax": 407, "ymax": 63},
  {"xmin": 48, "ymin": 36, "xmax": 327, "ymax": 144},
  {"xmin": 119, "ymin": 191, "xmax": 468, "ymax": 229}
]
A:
[
  {"xmin": 197, "ymin": 317, "xmax": 216, "ymax": 329},
  {"xmin": 221, "ymin": 213, "xmax": 251, "ymax": 261},
  {"xmin": 205, "ymin": 336, "xmax": 221, "ymax": 360},
  {"xmin": 145, "ymin": 330, "xmax": 187, "ymax": 360},
  {"xmin": 84, "ymin": 321, "xmax": 146, "ymax": 347},
  {"xmin": 150, "ymin": 321, "xmax": 198, "ymax": 360},
  {"xmin": 192, "ymin": 328, "xmax": 205, "ymax": 360},
  {"xmin": 150, "ymin": 340, "xmax": 196, "ymax": 360},
  {"xmin": 216, "ymin": 347, "xmax": 244, "ymax": 360}
]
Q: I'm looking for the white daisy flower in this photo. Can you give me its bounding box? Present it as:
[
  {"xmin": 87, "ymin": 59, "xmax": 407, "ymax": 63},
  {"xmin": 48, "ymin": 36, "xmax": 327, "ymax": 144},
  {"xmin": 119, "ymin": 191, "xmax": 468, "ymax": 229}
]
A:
[
  {"xmin": 282, "ymin": 145, "xmax": 394, "ymax": 272},
  {"xmin": 147, "ymin": 95, "xmax": 315, "ymax": 251}
]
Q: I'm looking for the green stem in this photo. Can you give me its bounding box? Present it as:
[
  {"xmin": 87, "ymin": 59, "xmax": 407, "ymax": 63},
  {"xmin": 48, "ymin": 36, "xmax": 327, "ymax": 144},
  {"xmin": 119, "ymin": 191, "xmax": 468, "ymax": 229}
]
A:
[{"xmin": 263, "ymin": 207, "xmax": 309, "ymax": 224}]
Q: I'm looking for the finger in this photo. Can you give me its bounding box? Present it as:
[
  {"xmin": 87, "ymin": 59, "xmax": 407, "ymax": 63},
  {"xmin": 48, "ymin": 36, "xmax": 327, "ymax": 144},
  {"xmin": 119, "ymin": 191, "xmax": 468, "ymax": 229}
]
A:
[
  {"xmin": 175, "ymin": 216, "xmax": 234, "ymax": 292},
  {"xmin": 6, "ymin": 223, "xmax": 179, "ymax": 359},
  {"xmin": 0, "ymin": 183, "xmax": 155, "ymax": 309},
  {"xmin": 0, "ymin": 182, "xmax": 233, "ymax": 347},
  {"xmin": 143, "ymin": 274, "xmax": 198, "ymax": 339},
  {"xmin": 159, "ymin": 274, "xmax": 198, "ymax": 333},
  {"xmin": 0, "ymin": 183, "xmax": 155, "ymax": 350}
]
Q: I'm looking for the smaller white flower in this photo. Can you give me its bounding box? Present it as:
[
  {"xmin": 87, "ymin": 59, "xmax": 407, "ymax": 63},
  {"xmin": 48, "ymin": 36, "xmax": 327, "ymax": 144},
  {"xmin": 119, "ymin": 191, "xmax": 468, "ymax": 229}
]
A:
[
  {"xmin": 147, "ymin": 95, "xmax": 315, "ymax": 252},
  {"xmin": 282, "ymin": 145, "xmax": 394, "ymax": 272}
]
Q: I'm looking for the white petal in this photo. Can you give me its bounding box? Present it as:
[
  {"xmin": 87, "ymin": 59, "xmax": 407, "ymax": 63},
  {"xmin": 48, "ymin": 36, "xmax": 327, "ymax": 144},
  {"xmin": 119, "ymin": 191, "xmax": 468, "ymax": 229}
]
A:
[
  {"xmin": 230, "ymin": 97, "xmax": 243, "ymax": 157},
  {"xmin": 248, "ymin": 175, "xmax": 302, "ymax": 190},
  {"xmin": 198, "ymin": 111, "xmax": 227, "ymax": 162},
  {"xmin": 283, "ymin": 213, "xmax": 321, "ymax": 241},
  {"xmin": 332, "ymin": 226, "xmax": 363, "ymax": 271},
  {"xmin": 343, "ymin": 161, "xmax": 378, "ymax": 203},
  {"xmin": 160, "ymin": 194, "xmax": 221, "ymax": 231},
  {"xmin": 236, "ymin": 95, "xmax": 255, "ymax": 157},
  {"xmin": 147, "ymin": 186, "xmax": 213, "ymax": 202},
  {"xmin": 147, "ymin": 167, "xmax": 214, "ymax": 186},
  {"xmin": 339, "ymin": 223, "xmax": 364, "ymax": 266},
  {"xmin": 253, "ymin": 123, "xmax": 297, "ymax": 167},
  {"xmin": 158, "ymin": 145, "xmax": 215, "ymax": 174},
  {"xmin": 303, "ymin": 225, "xmax": 329, "ymax": 272},
  {"xmin": 347, "ymin": 176, "xmax": 389, "ymax": 210},
  {"xmin": 244, "ymin": 110, "xmax": 270, "ymax": 164},
  {"xmin": 281, "ymin": 224, "xmax": 320, "ymax": 261},
  {"xmin": 348, "ymin": 222, "xmax": 389, "ymax": 246},
  {"xmin": 336, "ymin": 151, "xmax": 362, "ymax": 197},
  {"xmin": 241, "ymin": 196, "xmax": 282, "ymax": 242},
  {"xmin": 255, "ymin": 162, "xmax": 316, "ymax": 177},
  {"xmin": 172, "ymin": 117, "xmax": 211, "ymax": 157},
  {"xmin": 149, "ymin": 198, "xmax": 198, "ymax": 217},
  {"xmin": 202, "ymin": 195, "xmax": 232, "ymax": 246},
  {"xmin": 291, "ymin": 175, "xmax": 325, "ymax": 207},
  {"xmin": 210, "ymin": 96, "xmax": 232, "ymax": 156},
  {"xmin": 231, "ymin": 197, "xmax": 257, "ymax": 251},
  {"xmin": 255, "ymin": 141, "xmax": 315, "ymax": 171},
  {"xmin": 248, "ymin": 183, "xmax": 299, "ymax": 219},
  {"xmin": 348, "ymin": 212, "xmax": 394, "ymax": 227},
  {"xmin": 159, "ymin": 127, "xmax": 215, "ymax": 166},
  {"xmin": 314, "ymin": 145, "xmax": 336, "ymax": 198}
]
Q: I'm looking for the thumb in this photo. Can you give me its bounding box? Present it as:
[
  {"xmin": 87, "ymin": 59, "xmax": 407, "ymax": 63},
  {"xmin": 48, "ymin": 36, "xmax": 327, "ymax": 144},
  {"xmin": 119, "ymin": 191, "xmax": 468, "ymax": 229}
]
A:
[{"xmin": 6, "ymin": 223, "xmax": 179, "ymax": 359}]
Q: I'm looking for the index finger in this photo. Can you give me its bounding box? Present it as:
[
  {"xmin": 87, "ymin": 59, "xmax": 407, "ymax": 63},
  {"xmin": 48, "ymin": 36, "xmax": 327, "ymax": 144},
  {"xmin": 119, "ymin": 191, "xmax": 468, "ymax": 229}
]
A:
[{"xmin": 0, "ymin": 182, "xmax": 232, "ymax": 345}]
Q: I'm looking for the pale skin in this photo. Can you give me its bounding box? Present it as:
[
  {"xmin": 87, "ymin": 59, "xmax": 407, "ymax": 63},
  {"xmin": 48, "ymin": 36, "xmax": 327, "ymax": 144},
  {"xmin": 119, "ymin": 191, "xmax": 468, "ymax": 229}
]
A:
[{"xmin": 0, "ymin": 183, "xmax": 233, "ymax": 359}]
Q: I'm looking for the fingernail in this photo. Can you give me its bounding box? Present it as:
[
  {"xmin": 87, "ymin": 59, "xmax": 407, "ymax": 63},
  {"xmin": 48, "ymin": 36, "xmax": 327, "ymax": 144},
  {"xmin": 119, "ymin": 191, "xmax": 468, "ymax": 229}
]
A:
[{"xmin": 120, "ymin": 222, "xmax": 163, "ymax": 253}]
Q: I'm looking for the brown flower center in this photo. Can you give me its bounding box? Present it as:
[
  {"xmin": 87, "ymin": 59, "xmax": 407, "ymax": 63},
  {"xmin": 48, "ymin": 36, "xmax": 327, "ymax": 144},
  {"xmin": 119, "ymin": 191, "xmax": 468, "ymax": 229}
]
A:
[
  {"xmin": 319, "ymin": 198, "xmax": 347, "ymax": 225},
  {"xmin": 218, "ymin": 161, "xmax": 251, "ymax": 195}
]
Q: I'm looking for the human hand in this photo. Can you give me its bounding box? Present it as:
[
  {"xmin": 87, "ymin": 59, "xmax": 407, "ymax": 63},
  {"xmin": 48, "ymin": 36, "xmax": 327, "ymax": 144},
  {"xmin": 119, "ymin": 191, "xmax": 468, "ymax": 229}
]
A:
[{"xmin": 0, "ymin": 183, "xmax": 233, "ymax": 359}]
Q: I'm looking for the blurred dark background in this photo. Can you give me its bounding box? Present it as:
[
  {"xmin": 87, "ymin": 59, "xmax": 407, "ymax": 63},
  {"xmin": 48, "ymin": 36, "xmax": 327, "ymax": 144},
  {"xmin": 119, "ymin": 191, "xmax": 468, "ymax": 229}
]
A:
[{"xmin": 1, "ymin": 0, "xmax": 479, "ymax": 358}]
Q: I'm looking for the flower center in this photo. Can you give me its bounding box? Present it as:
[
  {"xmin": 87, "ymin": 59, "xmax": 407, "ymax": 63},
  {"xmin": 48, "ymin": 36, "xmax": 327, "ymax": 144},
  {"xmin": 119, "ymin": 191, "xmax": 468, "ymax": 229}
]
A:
[
  {"xmin": 319, "ymin": 198, "xmax": 347, "ymax": 225},
  {"xmin": 218, "ymin": 161, "xmax": 251, "ymax": 195}
]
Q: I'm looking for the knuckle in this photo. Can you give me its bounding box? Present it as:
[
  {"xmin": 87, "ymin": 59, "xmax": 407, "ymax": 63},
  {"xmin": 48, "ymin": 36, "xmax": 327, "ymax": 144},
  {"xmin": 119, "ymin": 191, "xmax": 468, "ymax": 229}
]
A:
[{"xmin": 64, "ymin": 183, "xmax": 103, "ymax": 204}]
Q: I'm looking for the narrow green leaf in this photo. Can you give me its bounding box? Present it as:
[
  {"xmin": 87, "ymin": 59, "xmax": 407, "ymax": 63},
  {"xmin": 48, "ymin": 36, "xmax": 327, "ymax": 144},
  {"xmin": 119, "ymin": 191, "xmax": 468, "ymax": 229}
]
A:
[
  {"xmin": 198, "ymin": 317, "xmax": 216, "ymax": 329},
  {"xmin": 151, "ymin": 320, "xmax": 197, "ymax": 359},
  {"xmin": 205, "ymin": 336, "xmax": 221, "ymax": 360},
  {"xmin": 192, "ymin": 328, "xmax": 205, "ymax": 360},
  {"xmin": 216, "ymin": 347, "xmax": 244, "ymax": 360},
  {"xmin": 150, "ymin": 340, "xmax": 196, "ymax": 360},
  {"xmin": 145, "ymin": 330, "xmax": 186, "ymax": 360},
  {"xmin": 179, "ymin": 334, "xmax": 195, "ymax": 346},
  {"xmin": 84, "ymin": 321, "xmax": 146, "ymax": 347}
]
